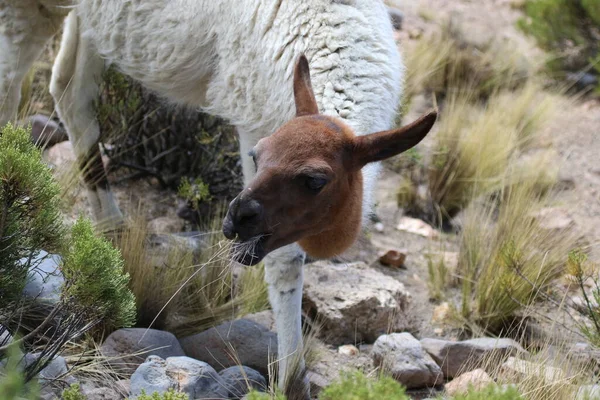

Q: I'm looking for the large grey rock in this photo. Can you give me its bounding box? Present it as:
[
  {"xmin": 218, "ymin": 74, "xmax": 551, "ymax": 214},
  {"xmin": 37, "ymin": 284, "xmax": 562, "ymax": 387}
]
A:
[
  {"xmin": 100, "ymin": 328, "xmax": 186, "ymax": 374},
  {"xmin": 242, "ymin": 310, "xmax": 275, "ymax": 332},
  {"xmin": 421, "ymin": 337, "xmax": 526, "ymax": 378},
  {"xmin": 21, "ymin": 251, "xmax": 64, "ymax": 304},
  {"xmin": 372, "ymin": 333, "xmax": 442, "ymax": 389},
  {"xmin": 303, "ymin": 261, "xmax": 410, "ymax": 345},
  {"xmin": 219, "ymin": 366, "xmax": 266, "ymax": 399},
  {"xmin": 179, "ymin": 319, "xmax": 277, "ymax": 376},
  {"xmin": 130, "ymin": 355, "xmax": 228, "ymax": 399},
  {"xmin": 21, "ymin": 114, "xmax": 68, "ymax": 147},
  {"xmin": 24, "ymin": 353, "xmax": 77, "ymax": 399}
]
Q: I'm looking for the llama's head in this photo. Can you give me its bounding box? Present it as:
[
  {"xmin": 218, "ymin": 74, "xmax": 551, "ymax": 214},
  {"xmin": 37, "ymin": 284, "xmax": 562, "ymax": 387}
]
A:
[{"xmin": 223, "ymin": 55, "xmax": 437, "ymax": 265}]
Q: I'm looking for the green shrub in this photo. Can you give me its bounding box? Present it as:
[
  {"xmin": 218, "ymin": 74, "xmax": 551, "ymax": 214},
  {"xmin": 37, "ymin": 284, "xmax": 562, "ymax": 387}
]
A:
[
  {"xmin": 518, "ymin": 0, "xmax": 600, "ymax": 87},
  {"xmin": 136, "ymin": 389, "xmax": 189, "ymax": 400},
  {"xmin": 320, "ymin": 371, "xmax": 409, "ymax": 400},
  {"xmin": 61, "ymin": 383, "xmax": 86, "ymax": 400},
  {"xmin": 0, "ymin": 123, "xmax": 64, "ymax": 305},
  {"xmin": 245, "ymin": 390, "xmax": 286, "ymax": 400},
  {"xmin": 447, "ymin": 384, "xmax": 524, "ymax": 399},
  {"xmin": 61, "ymin": 217, "xmax": 136, "ymax": 332},
  {"xmin": 0, "ymin": 345, "xmax": 39, "ymax": 400},
  {"xmin": 0, "ymin": 123, "xmax": 135, "ymax": 383},
  {"xmin": 566, "ymin": 249, "xmax": 600, "ymax": 347}
]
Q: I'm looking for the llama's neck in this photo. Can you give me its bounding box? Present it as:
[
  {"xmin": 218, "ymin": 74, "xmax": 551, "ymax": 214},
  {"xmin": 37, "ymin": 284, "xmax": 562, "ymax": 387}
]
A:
[{"xmin": 298, "ymin": 172, "xmax": 363, "ymax": 258}]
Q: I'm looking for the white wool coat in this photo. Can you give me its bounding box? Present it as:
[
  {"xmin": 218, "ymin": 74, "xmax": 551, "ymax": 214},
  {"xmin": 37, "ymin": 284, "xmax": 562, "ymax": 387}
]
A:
[{"xmin": 76, "ymin": 0, "xmax": 404, "ymax": 216}]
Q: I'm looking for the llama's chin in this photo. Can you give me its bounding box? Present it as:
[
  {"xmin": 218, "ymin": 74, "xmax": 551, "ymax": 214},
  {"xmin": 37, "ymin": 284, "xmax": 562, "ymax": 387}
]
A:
[{"xmin": 231, "ymin": 236, "xmax": 267, "ymax": 266}]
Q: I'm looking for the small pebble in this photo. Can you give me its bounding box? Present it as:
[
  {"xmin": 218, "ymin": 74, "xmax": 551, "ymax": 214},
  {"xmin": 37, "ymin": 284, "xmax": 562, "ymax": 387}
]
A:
[{"xmin": 338, "ymin": 344, "xmax": 359, "ymax": 356}]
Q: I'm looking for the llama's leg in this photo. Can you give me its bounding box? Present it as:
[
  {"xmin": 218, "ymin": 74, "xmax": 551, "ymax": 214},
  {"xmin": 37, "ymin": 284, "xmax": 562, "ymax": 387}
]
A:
[
  {"xmin": 50, "ymin": 12, "xmax": 123, "ymax": 228},
  {"xmin": 238, "ymin": 128, "xmax": 309, "ymax": 397},
  {"xmin": 264, "ymin": 244, "xmax": 309, "ymax": 400},
  {"xmin": 0, "ymin": 2, "xmax": 64, "ymax": 125}
]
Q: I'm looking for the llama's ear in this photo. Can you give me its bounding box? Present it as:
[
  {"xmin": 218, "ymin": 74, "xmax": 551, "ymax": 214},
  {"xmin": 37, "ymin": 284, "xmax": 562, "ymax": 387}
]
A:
[
  {"xmin": 293, "ymin": 54, "xmax": 319, "ymax": 116},
  {"xmin": 353, "ymin": 110, "xmax": 437, "ymax": 168}
]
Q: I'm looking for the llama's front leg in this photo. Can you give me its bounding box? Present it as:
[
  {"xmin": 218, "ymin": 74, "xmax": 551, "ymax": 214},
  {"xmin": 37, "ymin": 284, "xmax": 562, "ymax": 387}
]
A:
[
  {"xmin": 264, "ymin": 243, "xmax": 310, "ymax": 400},
  {"xmin": 49, "ymin": 12, "xmax": 123, "ymax": 229}
]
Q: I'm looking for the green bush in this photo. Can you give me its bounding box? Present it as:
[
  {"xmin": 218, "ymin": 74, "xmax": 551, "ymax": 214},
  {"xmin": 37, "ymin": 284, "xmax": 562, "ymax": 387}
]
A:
[
  {"xmin": 0, "ymin": 345, "xmax": 39, "ymax": 400},
  {"xmin": 245, "ymin": 390, "xmax": 286, "ymax": 400},
  {"xmin": 136, "ymin": 389, "xmax": 189, "ymax": 400},
  {"xmin": 0, "ymin": 123, "xmax": 136, "ymax": 384},
  {"xmin": 0, "ymin": 123, "xmax": 64, "ymax": 305},
  {"xmin": 320, "ymin": 371, "xmax": 409, "ymax": 400},
  {"xmin": 62, "ymin": 217, "xmax": 136, "ymax": 332},
  {"xmin": 518, "ymin": 0, "xmax": 600, "ymax": 88},
  {"xmin": 61, "ymin": 383, "xmax": 86, "ymax": 400},
  {"xmin": 447, "ymin": 384, "xmax": 524, "ymax": 399}
]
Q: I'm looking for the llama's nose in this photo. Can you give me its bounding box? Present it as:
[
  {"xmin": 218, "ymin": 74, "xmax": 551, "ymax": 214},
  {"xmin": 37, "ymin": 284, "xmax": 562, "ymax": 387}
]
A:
[{"xmin": 223, "ymin": 196, "xmax": 264, "ymax": 240}]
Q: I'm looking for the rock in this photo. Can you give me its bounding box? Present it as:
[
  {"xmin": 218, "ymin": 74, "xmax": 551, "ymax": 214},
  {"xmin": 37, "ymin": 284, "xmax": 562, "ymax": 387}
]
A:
[
  {"xmin": 130, "ymin": 355, "xmax": 228, "ymax": 399},
  {"xmin": 146, "ymin": 233, "xmax": 207, "ymax": 268},
  {"xmin": 307, "ymin": 370, "xmax": 330, "ymax": 396},
  {"xmin": 431, "ymin": 302, "xmax": 452, "ymax": 325},
  {"xmin": 566, "ymin": 72, "xmax": 598, "ymax": 92},
  {"xmin": 556, "ymin": 170, "xmax": 576, "ymax": 191},
  {"xmin": 147, "ymin": 216, "xmax": 184, "ymax": 234},
  {"xmin": 21, "ymin": 114, "xmax": 68, "ymax": 147},
  {"xmin": 303, "ymin": 261, "xmax": 411, "ymax": 345},
  {"xmin": 421, "ymin": 337, "xmax": 526, "ymax": 378},
  {"xmin": 396, "ymin": 217, "xmax": 438, "ymax": 238},
  {"xmin": 387, "ymin": 7, "xmax": 404, "ymax": 30},
  {"xmin": 24, "ymin": 353, "xmax": 77, "ymax": 399},
  {"xmin": 100, "ymin": 328, "xmax": 186, "ymax": 375},
  {"xmin": 338, "ymin": 345, "xmax": 359, "ymax": 356},
  {"xmin": 21, "ymin": 251, "xmax": 64, "ymax": 304},
  {"xmin": 372, "ymin": 333, "xmax": 443, "ymax": 389},
  {"xmin": 577, "ymin": 385, "xmax": 600, "ymax": 400},
  {"xmin": 179, "ymin": 319, "xmax": 277, "ymax": 376},
  {"xmin": 444, "ymin": 369, "xmax": 494, "ymax": 396},
  {"xmin": 44, "ymin": 140, "xmax": 77, "ymax": 167},
  {"xmin": 501, "ymin": 357, "xmax": 564, "ymax": 382},
  {"xmin": 242, "ymin": 310, "xmax": 276, "ymax": 332},
  {"xmin": 531, "ymin": 207, "xmax": 575, "ymax": 232},
  {"xmin": 81, "ymin": 386, "xmax": 122, "ymax": 400},
  {"xmin": 219, "ymin": 366, "xmax": 267, "ymax": 399},
  {"xmin": 379, "ymin": 250, "xmax": 407, "ymax": 268},
  {"xmin": 115, "ymin": 379, "xmax": 131, "ymax": 397}
]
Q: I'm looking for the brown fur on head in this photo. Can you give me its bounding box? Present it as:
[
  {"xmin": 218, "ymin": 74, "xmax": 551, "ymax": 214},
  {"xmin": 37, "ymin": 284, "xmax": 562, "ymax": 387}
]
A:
[{"xmin": 223, "ymin": 55, "xmax": 437, "ymax": 265}]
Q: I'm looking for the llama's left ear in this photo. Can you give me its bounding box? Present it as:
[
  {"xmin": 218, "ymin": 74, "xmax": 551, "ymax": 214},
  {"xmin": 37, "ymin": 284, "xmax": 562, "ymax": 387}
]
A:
[
  {"xmin": 353, "ymin": 110, "xmax": 437, "ymax": 168},
  {"xmin": 293, "ymin": 54, "xmax": 319, "ymax": 116}
]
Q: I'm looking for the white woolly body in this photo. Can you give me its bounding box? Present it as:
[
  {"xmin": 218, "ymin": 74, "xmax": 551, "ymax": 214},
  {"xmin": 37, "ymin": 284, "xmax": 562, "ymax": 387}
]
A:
[{"xmin": 76, "ymin": 0, "xmax": 404, "ymax": 216}]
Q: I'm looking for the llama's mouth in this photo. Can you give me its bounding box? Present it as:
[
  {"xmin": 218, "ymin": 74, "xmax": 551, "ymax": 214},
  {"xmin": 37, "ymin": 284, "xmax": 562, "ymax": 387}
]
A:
[{"xmin": 230, "ymin": 235, "xmax": 268, "ymax": 266}]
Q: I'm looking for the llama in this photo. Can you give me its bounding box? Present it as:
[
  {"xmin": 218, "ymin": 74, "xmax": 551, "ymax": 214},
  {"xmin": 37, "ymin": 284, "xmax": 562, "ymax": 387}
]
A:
[{"xmin": 0, "ymin": 1, "xmax": 437, "ymax": 397}]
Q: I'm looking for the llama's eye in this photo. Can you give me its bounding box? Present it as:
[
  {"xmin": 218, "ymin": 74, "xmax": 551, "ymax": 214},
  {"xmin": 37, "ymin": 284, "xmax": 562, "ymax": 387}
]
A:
[{"xmin": 305, "ymin": 176, "xmax": 328, "ymax": 193}]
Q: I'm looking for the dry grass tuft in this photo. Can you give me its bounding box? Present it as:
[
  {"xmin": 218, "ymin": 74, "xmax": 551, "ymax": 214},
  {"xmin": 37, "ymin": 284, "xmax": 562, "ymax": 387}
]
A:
[
  {"xmin": 112, "ymin": 208, "xmax": 269, "ymax": 336},
  {"xmin": 455, "ymin": 175, "xmax": 579, "ymax": 334},
  {"xmin": 421, "ymin": 82, "xmax": 561, "ymax": 225},
  {"xmin": 403, "ymin": 19, "xmax": 533, "ymax": 107}
]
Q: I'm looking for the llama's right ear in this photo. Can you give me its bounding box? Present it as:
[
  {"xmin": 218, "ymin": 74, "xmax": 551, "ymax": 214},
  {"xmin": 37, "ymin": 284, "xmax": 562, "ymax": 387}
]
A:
[{"xmin": 293, "ymin": 54, "xmax": 319, "ymax": 116}]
